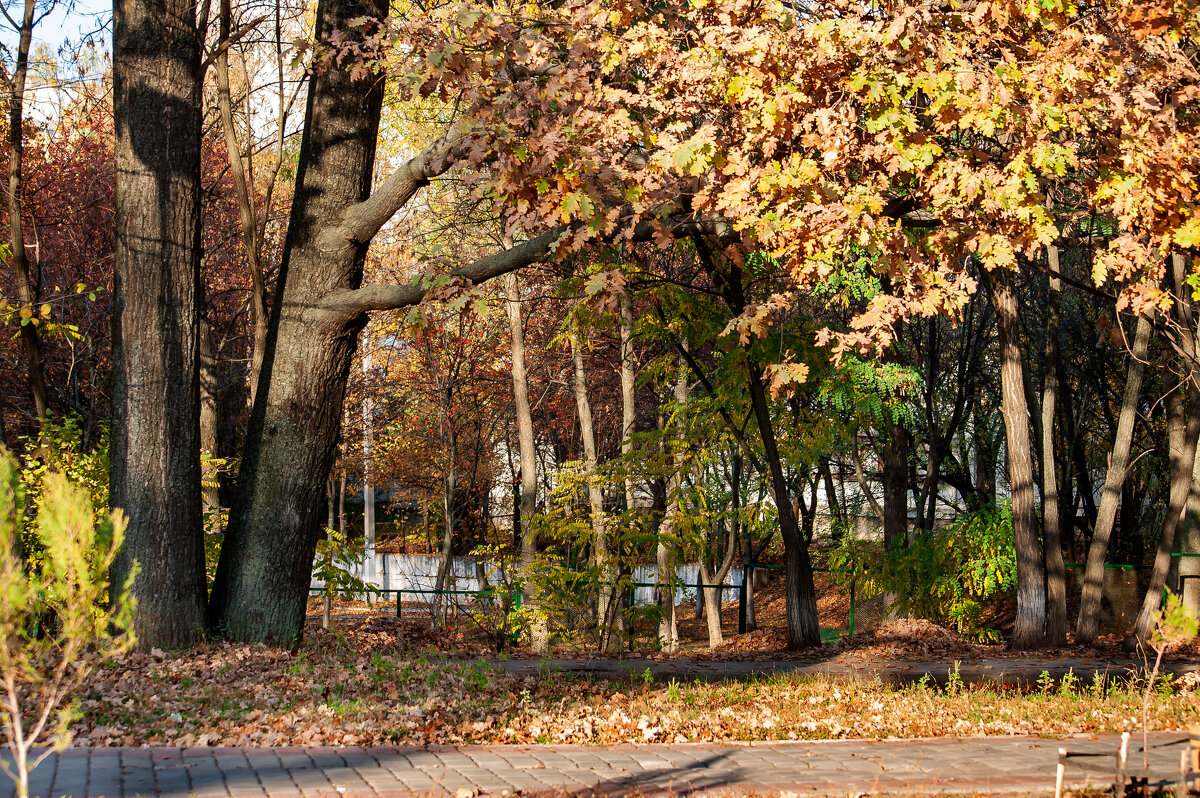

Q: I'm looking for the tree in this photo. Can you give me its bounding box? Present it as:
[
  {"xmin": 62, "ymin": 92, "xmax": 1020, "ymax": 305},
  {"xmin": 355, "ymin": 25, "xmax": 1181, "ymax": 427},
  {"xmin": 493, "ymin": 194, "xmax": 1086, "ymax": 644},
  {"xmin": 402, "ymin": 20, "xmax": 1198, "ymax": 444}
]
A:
[
  {"xmin": 110, "ymin": 0, "xmax": 207, "ymax": 649},
  {"xmin": 983, "ymin": 266, "xmax": 1045, "ymax": 648},
  {"xmin": 1, "ymin": 0, "xmax": 51, "ymax": 420}
]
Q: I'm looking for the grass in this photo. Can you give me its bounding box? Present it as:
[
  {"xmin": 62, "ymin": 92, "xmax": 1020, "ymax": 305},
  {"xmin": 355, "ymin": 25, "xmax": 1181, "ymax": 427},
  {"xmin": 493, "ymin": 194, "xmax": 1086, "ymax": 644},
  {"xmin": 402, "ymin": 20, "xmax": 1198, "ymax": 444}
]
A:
[{"xmin": 66, "ymin": 621, "xmax": 1200, "ymax": 748}]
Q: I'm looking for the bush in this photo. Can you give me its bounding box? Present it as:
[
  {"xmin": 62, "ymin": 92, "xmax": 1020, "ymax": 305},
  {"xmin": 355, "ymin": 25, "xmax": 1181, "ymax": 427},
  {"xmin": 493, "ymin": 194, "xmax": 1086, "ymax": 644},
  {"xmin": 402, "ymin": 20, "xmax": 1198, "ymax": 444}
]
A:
[
  {"xmin": 0, "ymin": 447, "xmax": 135, "ymax": 798},
  {"xmin": 15, "ymin": 415, "xmax": 108, "ymax": 569},
  {"xmin": 830, "ymin": 503, "xmax": 1017, "ymax": 641}
]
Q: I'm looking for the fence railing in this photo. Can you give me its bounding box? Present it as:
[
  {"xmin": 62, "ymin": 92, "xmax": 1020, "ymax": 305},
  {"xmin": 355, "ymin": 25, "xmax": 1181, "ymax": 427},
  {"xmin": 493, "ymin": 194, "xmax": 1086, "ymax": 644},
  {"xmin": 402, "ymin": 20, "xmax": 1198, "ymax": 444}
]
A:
[{"xmin": 311, "ymin": 561, "xmax": 862, "ymax": 638}]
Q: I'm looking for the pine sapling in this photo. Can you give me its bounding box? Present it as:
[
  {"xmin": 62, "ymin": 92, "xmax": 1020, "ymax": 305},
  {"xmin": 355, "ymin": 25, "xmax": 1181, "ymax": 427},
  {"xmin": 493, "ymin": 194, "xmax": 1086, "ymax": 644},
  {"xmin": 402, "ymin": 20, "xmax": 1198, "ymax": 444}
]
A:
[{"xmin": 0, "ymin": 449, "xmax": 136, "ymax": 798}]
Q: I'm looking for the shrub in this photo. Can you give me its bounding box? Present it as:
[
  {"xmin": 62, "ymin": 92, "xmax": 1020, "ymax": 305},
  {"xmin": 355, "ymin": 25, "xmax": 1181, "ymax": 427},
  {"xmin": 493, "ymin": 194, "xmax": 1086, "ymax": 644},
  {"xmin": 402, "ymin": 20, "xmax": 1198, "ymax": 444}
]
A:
[
  {"xmin": 830, "ymin": 503, "xmax": 1017, "ymax": 641},
  {"xmin": 15, "ymin": 415, "xmax": 108, "ymax": 569},
  {"xmin": 312, "ymin": 528, "xmax": 379, "ymax": 629},
  {"xmin": 0, "ymin": 447, "xmax": 135, "ymax": 798}
]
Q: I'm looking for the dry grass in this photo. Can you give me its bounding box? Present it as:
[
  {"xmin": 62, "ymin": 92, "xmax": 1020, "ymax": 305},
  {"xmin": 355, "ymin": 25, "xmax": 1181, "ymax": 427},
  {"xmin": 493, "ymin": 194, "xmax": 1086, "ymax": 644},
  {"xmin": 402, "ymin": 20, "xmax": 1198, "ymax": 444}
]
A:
[{"xmin": 65, "ymin": 614, "xmax": 1200, "ymax": 749}]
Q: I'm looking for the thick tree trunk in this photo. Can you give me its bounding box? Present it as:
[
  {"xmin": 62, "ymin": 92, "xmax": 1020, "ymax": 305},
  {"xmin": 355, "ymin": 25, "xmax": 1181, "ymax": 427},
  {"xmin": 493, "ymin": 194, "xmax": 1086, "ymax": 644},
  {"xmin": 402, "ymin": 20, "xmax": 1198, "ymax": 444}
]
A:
[
  {"xmin": 986, "ymin": 267, "xmax": 1045, "ymax": 649},
  {"xmin": 207, "ymin": 0, "xmax": 387, "ymax": 646},
  {"xmin": 1076, "ymin": 315, "xmax": 1153, "ymax": 643},
  {"xmin": 502, "ymin": 272, "xmax": 547, "ymax": 653},
  {"xmin": 111, "ymin": 0, "xmax": 206, "ymax": 648},
  {"xmin": 5, "ymin": 0, "xmax": 50, "ymax": 420},
  {"xmin": 1041, "ymin": 247, "xmax": 1067, "ymax": 647},
  {"xmin": 571, "ymin": 329, "xmax": 619, "ymax": 651}
]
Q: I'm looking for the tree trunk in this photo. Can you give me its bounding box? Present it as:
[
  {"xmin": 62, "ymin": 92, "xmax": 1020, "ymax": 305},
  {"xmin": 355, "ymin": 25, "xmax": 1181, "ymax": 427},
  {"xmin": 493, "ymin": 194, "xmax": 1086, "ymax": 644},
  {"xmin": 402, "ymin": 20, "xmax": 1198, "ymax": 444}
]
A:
[
  {"xmin": 618, "ymin": 292, "xmax": 637, "ymax": 640},
  {"xmin": 1177, "ymin": 444, "xmax": 1200, "ymax": 618},
  {"xmin": 620, "ymin": 293, "xmax": 637, "ymax": 510},
  {"xmin": 213, "ymin": 0, "xmax": 270, "ymax": 408},
  {"xmin": 207, "ymin": 0, "xmax": 387, "ymax": 646},
  {"xmin": 111, "ymin": 0, "xmax": 206, "ymax": 648},
  {"xmin": 745, "ymin": 362, "xmax": 821, "ymax": 649},
  {"xmin": 433, "ymin": 417, "xmax": 457, "ymax": 629},
  {"xmin": 699, "ymin": 515, "xmax": 738, "ymax": 649},
  {"xmin": 1041, "ymin": 246, "xmax": 1067, "ymax": 647},
  {"xmin": 502, "ymin": 272, "xmax": 547, "ymax": 653},
  {"xmin": 882, "ymin": 419, "xmax": 909, "ymax": 618},
  {"xmin": 1076, "ymin": 315, "xmax": 1153, "ymax": 644},
  {"xmin": 1128, "ymin": 255, "xmax": 1200, "ymax": 645},
  {"xmin": 986, "ymin": 266, "xmax": 1045, "ymax": 649},
  {"xmin": 657, "ymin": 363, "xmax": 687, "ymax": 651},
  {"xmin": 362, "ymin": 325, "xmax": 375, "ymax": 559},
  {"xmin": 1128, "ymin": 366, "xmax": 1200, "ymax": 646},
  {"xmin": 4, "ymin": 0, "xmax": 50, "ymax": 420},
  {"xmin": 571, "ymin": 328, "xmax": 618, "ymax": 651},
  {"xmin": 199, "ymin": 312, "xmax": 220, "ymax": 526}
]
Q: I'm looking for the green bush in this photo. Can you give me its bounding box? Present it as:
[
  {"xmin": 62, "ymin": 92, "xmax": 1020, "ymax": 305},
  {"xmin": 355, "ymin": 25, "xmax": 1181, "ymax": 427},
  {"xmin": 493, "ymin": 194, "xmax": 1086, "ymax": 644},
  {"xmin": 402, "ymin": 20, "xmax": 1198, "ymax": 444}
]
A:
[
  {"xmin": 15, "ymin": 415, "xmax": 108, "ymax": 569},
  {"xmin": 830, "ymin": 503, "xmax": 1017, "ymax": 641},
  {"xmin": 0, "ymin": 446, "xmax": 135, "ymax": 798}
]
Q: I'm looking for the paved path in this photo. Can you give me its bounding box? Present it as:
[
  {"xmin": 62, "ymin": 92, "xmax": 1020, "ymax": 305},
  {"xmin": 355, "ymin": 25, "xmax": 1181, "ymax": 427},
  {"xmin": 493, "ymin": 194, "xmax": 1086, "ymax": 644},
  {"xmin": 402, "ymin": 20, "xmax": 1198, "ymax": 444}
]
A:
[
  {"xmin": 491, "ymin": 656, "xmax": 1200, "ymax": 688},
  {"xmin": 6, "ymin": 733, "xmax": 1196, "ymax": 797}
]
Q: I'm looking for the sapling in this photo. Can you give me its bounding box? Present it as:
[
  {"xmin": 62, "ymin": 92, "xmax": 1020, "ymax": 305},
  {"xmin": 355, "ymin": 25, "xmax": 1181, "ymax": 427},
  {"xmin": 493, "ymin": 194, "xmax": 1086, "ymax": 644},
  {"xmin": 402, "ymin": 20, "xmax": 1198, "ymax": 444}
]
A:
[
  {"xmin": 312, "ymin": 528, "xmax": 379, "ymax": 629},
  {"xmin": 1140, "ymin": 592, "xmax": 1198, "ymax": 770},
  {"xmin": 0, "ymin": 448, "xmax": 136, "ymax": 798}
]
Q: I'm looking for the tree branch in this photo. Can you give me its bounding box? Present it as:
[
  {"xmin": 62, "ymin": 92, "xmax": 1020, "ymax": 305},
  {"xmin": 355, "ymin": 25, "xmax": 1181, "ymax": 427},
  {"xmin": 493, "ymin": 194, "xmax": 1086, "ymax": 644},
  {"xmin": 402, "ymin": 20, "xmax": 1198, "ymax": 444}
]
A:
[
  {"xmin": 325, "ymin": 213, "xmax": 734, "ymax": 317},
  {"xmin": 321, "ymin": 226, "xmax": 568, "ymax": 315},
  {"xmin": 338, "ymin": 129, "xmax": 466, "ymax": 245}
]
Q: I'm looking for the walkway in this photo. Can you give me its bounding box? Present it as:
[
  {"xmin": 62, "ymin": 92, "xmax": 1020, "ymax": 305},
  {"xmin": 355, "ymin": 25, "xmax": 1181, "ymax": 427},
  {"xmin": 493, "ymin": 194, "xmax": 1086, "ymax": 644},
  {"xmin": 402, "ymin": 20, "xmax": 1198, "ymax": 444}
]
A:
[{"xmin": 7, "ymin": 733, "xmax": 1195, "ymax": 797}]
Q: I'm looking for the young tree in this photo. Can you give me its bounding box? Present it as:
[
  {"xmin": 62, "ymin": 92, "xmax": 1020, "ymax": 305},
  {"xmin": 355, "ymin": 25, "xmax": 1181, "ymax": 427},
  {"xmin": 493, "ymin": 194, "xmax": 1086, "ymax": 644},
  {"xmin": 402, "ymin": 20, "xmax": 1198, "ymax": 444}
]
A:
[{"xmin": 1, "ymin": 0, "xmax": 51, "ymax": 420}]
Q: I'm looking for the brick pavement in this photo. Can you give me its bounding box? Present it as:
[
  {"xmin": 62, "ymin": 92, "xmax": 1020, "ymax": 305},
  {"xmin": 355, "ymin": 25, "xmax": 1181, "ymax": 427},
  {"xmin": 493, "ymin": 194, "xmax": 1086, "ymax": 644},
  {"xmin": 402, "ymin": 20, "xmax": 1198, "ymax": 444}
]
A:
[{"xmin": 2, "ymin": 733, "xmax": 1195, "ymax": 797}]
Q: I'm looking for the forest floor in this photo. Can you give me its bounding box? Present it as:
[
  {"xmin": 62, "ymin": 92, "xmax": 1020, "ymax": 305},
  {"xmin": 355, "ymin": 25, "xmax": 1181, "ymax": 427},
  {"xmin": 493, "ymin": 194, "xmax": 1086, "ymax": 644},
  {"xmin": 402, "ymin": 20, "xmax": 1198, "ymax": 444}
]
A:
[{"xmin": 68, "ymin": 590, "xmax": 1200, "ymax": 749}]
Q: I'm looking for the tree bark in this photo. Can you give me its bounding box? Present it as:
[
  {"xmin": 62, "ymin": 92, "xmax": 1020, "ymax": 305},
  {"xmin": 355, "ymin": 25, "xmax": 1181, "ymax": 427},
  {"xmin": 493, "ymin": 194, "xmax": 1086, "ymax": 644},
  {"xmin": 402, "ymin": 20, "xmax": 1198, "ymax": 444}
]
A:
[
  {"xmin": 1041, "ymin": 247, "xmax": 1067, "ymax": 647},
  {"xmin": 111, "ymin": 0, "xmax": 207, "ymax": 648},
  {"xmin": 985, "ymin": 266, "xmax": 1045, "ymax": 649},
  {"xmin": 1076, "ymin": 315, "xmax": 1153, "ymax": 644},
  {"xmin": 502, "ymin": 272, "xmax": 547, "ymax": 653},
  {"xmin": 4, "ymin": 0, "xmax": 50, "ymax": 420},
  {"xmin": 207, "ymin": 0, "xmax": 387, "ymax": 646}
]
